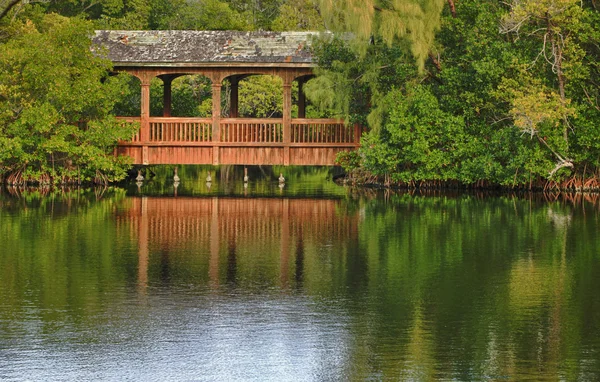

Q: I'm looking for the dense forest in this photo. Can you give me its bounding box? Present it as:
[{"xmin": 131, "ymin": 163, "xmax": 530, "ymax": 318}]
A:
[{"xmin": 0, "ymin": 0, "xmax": 598, "ymax": 190}]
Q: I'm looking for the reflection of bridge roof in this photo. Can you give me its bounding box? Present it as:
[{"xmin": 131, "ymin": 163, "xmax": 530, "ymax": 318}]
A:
[{"xmin": 93, "ymin": 30, "xmax": 320, "ymax": 67}]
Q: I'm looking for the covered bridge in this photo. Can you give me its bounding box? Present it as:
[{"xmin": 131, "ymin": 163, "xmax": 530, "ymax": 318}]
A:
[{"xmin": 93, "ymin": 30, "xmax": 361, "ymax": 166}]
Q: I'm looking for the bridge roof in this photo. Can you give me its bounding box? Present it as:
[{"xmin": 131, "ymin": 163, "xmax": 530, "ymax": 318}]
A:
[{"xmin": 93, "ymin": 30, "xmax": 320, "ymax": 67}]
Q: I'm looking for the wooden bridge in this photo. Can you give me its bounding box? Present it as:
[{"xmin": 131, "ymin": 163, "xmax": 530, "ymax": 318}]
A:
[{"xmin": 94, "ymin": 31, "xmax": 362, "ymax": 166}]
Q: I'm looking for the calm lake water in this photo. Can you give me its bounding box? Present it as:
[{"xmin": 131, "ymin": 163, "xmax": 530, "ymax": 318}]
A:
[{"xmin": 1, "ymin": 167, "xmax": 599, "ymax": 381}]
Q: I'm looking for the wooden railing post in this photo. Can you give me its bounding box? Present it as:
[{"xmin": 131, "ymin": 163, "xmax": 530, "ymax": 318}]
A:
[
  {"xmin": 140, "ymin": 75, "xmax": 151, "ymax": 165},
  {"xmin": 212, "ymin": 82, "xmax": 222, "ymax": 165},
  {"xmin": 283, "ymin": 77, "xmax": 292, "ymax": 166},
  {"xmin": 354, "ymin": 123, "xmax": 361, "ymax": 146}
]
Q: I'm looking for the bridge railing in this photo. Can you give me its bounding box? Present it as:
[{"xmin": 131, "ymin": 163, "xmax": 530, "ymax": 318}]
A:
[
  {"xmin": 291, "ymin": 119, "xmax": 355, "ymax": 144},
  {"xmin": 149, "ymin": 117, "xmax": 212, "ymax": 142},
  {"xmin": 220, "ymin": 118, "xmax": 284, "ymax": 143},
  {"xmin": 117, "ymin": 117, "xmax": 360, "ymax": 145}
]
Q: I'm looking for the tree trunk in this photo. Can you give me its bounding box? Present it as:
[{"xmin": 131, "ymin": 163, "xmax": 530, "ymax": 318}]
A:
[
  {"xmin": 447, "ymin": 0, "xmax": 457, "ymax": 18},
  {"xmin": 550, "ymin": 30, "xmax": 569, "ymax": 146}
]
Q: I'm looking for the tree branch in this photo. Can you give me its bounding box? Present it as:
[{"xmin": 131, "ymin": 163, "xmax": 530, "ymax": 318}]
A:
[
  {"xmin": 549, "ymin": 160, "xmax": 574, "ymax": 178},
  {"xmin": 428, "ymin": 52, "xmax": 442, "ymax": 72},
  {"xmin": 582, "ymin": 86, "xmax": 600, "ymax": 111},
  {"xmin": 0, "ymin": 0, "xmax": 21, "ymax": 20}
]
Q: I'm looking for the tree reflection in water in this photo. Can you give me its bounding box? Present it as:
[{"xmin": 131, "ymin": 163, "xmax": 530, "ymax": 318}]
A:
[{"xmin": 0, "ymin": 189, "xmax": 599, "ymax": 380}]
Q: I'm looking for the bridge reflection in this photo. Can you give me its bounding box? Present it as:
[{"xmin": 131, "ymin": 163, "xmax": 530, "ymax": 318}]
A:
[{"xmin": 116, "ymin": 197, "xmax": 358, "ymax": 292}]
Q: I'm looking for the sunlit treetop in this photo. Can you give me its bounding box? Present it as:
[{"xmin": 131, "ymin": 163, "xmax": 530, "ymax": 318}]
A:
[{"xmin": 318, "ymin": 0, "xmax": 446, "ymax": 71}]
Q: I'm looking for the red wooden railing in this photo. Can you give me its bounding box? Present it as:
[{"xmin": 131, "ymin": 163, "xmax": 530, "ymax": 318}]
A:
[
  {"xmin": 291, "ymin": 119, "xmax": 355, "ymax": 144},
  {"xmin": 116, "ymin": 116, "xmax": 361, "ymax": 165},
  {"xmin": 149, "ymin": 117, "xmax": 212, "ymax": 142},
  {"xmin": 117, "ymin": 117, "xmax": 359, "ymax": 145},
  {"xmin": 220, "ymin": 118, "xmax": 284, "ymax": 143}
]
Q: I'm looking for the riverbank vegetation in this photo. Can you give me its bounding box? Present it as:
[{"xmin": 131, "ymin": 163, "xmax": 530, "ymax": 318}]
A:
[
  {"xmin": 314, "ymin": 0, "xmax": 600, "ymax": 191},
  {"xmin": 0, "ymin": 0, "xmax": 598, "ymax": 190}
]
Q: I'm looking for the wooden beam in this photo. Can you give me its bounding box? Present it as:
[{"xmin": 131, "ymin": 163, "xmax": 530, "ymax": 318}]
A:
[{"xmin": 140, "ymin": 74, "xmax": 151, "ymax": 165}]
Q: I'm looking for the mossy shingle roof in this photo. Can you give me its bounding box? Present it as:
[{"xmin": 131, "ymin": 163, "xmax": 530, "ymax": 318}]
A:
[{"xmin": 93, "ymin": 30, "xmax": 319, "ymax": 66}]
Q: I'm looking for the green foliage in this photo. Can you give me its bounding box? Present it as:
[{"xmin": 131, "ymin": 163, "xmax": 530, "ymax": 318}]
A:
[
  {"xmin": 163, "ymin": 0, "xmax": 249, "ymax": 30},
  {"xmin": 335, "ymin": 149, "xmax": 360, "ymax": 172},
  {"xmin": 306, "ymin": 36, "xmax": 417, "ymax": 127},
  {"xmin": 0, "ymin": 14, "xmax": 136, "ymax": 184},
  {"xmin": 271, "ymin": 0, "xmax": 324, "ymax": 31},
  {"xmin": 360, "ymin": 86, "xmax": 465, "ymax": 182},
  {"xmin": 311, "ymin": 0, "xmax": 600, "ymax": 188},
  {"xmin": 318, "ymin": 0, "xmax": 446, "ymax": 71},
  {"xmin": 228, "ymin": 0, "xmax": 284, "ymax": 30},
  {"xmin": 237, "ymin": 76, "xmax": 283, "ymax": 118}
]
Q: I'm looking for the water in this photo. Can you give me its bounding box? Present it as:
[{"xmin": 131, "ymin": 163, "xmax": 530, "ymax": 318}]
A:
[{"xmin": 1, "ymin": 172, "xmax": 600, "ymax": 381}]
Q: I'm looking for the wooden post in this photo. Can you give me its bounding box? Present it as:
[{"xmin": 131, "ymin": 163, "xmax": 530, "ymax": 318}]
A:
[
  {"xmin": 283, "ymin": 76, "xmax": 292, "ymax": 166},
  {"xmin": 230, "ymin": 77, "xmax": 239, "ymax": 118},
  {"xmin": 298, "ymin": 79, "xmax": 306, "ymax": 119},
  {"xmin": 212, "ymin": 81, "xmax": 222, "ymax": 165},
  {"xmin": 163, "ymin": 76, "xmax": 173, "ymax": 118},
  {"xmin": 140, "ymin": 75, "xmax": 151, "ymax": 165}
]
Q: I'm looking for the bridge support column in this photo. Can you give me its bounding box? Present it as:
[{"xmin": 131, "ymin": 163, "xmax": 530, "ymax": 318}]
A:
[
  {"xmin": 212, "ymin": 82, "xmax": 222, "ymax": 165},
  {"xmin": 140, "ymin": 75, "xmax": 151, "ymax": 165},
  {"xmin": 283, "ymin": 77, "xmax": 292, "ymax": 166}
]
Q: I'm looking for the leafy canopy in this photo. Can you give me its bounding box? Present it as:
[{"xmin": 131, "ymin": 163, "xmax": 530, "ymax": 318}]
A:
[{"xmin": 0, "ymin": 13, "xmax": 136, "ymax": 184}]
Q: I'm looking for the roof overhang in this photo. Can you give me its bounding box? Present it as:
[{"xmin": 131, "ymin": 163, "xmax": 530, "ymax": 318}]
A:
[
  {"xmin": 93, "ymin": 30, "xmax": 323, "ymax": 67},
  {"xmin": 111, "ymin": 62, "xmax": 316, "ymax": 69}
]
